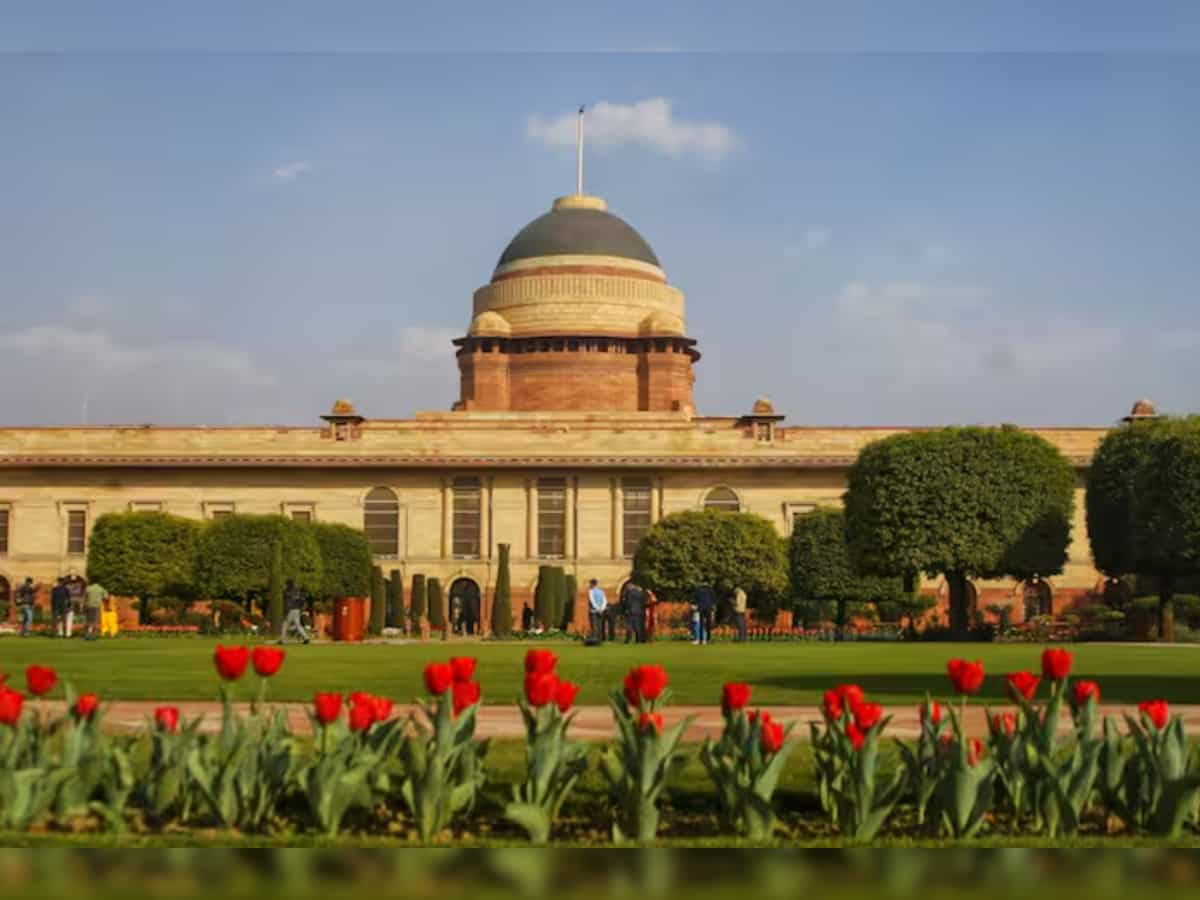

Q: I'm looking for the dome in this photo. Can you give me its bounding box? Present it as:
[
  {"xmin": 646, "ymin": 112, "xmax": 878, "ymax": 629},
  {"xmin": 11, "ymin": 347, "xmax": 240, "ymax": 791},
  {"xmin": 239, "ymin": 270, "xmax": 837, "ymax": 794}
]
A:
[
  {"xmin": 752, "ymin": 396, "xmax": 775, "ymax": 415},
  {"xmin": 496, "ymin": 195, "xmax": 660, "ymax": 269},
  {"xmin": 469, "ymin": 311, "xmax": 512, "ymax": 337}
]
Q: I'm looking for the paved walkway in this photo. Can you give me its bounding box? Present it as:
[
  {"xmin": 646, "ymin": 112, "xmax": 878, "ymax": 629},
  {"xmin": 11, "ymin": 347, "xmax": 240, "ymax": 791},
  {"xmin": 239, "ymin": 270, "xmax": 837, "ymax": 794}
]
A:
[{"xmin": 48, "ymin": 701, "xmax": 1200, "ymax": 741}]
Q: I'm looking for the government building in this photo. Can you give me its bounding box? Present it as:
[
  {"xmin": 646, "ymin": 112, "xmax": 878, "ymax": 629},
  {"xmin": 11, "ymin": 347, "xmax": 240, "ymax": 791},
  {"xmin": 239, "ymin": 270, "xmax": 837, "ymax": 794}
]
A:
[{"xmin": 0, "ymin": 188, "xmax": 1144, "ymax": 628}]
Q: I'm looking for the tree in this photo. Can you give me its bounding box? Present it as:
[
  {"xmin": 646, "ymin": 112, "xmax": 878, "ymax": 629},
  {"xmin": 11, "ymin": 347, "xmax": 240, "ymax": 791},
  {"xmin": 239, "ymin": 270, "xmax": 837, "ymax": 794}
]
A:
[
  {"xmin": 410, "ymin": 574, "xmax": 427, "ymax": 632},
  {"xmin": 1088, "ymin": 417, "xmax": 1200, "ymax": 642},
  {"xmin": 789, "ymin": 508, "xmax": 907, "ymax": 640},
  {"xmin": 267, "ymin": 539, "xmax": 284, "ymax": 634},
  {"xmin": 428, "ymin": 577, "xmax": 444, "ymax": 631},
  {"xmin": 194, "ymin": 514, "xmax": 323, "ymax": 608},
  {"xmin": 549, "ymin": 566, "xmax": 566, "ymax": 631},
  {"xmin": 492, "ymin": 544, "xmax": 513, "ymax": 637},
  {"xmin": 845, "ymin": 426, "xmax": 1076, "ymax": 639},
  {"xmin": 563, "ymin": 572, "xmax": 578, "ymax": 631},
  {"xmin": 86, "ymin": 512, "xmax": 203, "ymax": 618},
  {"xmin": 308, "ymin": 522, "xmax": 372, "ymax": 601},
  {"xmin": 388, "ymin": 569, "xmax": 404, "ymax": 629},
  {"xmin": 534, "ymin": 565, "xmax": 554, "ymax": 629},
  {"xmin": 633, "ymin": 510, "xmax": 789, "ymax": 611},
  {"xmin": 369, "ymin": 565, "xmax": 386, "ymax": 636}
]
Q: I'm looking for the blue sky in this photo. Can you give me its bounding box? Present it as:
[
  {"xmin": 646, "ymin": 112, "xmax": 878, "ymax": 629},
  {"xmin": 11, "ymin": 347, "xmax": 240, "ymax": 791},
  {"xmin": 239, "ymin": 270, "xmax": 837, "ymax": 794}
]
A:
[{"xmin": 2, "ymin": 3, "xmax": 1199, "ymax": 427}]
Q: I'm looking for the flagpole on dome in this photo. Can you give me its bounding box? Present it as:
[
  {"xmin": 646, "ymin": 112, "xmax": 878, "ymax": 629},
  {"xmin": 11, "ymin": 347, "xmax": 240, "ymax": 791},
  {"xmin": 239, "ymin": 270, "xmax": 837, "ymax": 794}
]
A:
[{"xmin": 576, "ymin": 104, "xmax": 585, "ymax": 195}]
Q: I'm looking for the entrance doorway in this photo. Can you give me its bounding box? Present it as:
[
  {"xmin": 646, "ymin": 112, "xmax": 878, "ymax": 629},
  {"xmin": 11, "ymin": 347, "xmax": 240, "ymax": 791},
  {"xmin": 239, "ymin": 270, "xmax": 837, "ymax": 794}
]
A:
[
  {"xmin": 1023, "ymin": 580, "xmax": 1053, "ymax": 620},
  {"xmin": 449, "ymin": 578, "xmax": 481, "ymax": 636}
]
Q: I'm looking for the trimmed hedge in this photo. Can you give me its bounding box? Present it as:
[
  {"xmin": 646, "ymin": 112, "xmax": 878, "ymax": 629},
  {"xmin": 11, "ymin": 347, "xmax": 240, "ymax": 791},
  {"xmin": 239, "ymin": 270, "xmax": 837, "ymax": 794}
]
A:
[
  {"xmin": 308, "ymin": 522, "xmax": 372, "ymax": 601},
  {"xmin": 492, "ymin": 544, "xmax": 513, "ymax": 637},
  {"xmin": 86, "ymin": 511, "xmax": 203, "ymax": 601}
]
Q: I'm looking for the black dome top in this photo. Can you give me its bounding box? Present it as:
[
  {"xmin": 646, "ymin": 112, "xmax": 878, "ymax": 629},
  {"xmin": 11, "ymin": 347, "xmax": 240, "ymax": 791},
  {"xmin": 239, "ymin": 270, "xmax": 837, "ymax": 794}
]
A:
[{"xmin": 497, "ymin": 204, "xmax": 660, "ymax": 268}]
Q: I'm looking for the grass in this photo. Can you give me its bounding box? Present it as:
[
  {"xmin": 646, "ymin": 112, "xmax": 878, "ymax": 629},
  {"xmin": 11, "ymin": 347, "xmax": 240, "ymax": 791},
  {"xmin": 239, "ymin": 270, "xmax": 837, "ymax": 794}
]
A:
[{"xmin": 0, "ymin": 635, "xmax": 1197, "ymax": 705}]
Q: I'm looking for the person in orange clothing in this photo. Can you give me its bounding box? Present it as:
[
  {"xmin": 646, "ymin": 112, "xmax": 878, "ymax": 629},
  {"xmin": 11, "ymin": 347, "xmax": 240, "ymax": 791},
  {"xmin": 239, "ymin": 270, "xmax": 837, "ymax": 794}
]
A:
[{"xmin": 645, "ymin": 589, "xmax": 657, "ymax": 642}]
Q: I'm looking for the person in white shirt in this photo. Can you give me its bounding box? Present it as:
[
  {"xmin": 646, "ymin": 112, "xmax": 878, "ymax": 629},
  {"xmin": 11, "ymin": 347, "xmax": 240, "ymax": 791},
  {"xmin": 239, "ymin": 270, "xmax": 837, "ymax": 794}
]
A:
[{"xmin": 587, "ymin": 579, "xmax": 607, "ymax": 641}]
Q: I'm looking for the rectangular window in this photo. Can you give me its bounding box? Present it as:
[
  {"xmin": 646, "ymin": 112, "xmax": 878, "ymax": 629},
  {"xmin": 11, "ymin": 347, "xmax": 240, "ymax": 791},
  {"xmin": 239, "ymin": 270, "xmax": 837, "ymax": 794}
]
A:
[
  {"xmin": 622, "ymin": 479, "xmax": 652, "ymax": 558},
  {"xmin": 452, "ymin": 478, "xmax": 482, "ymax": 558},
  {"xmin": 0, "ymin": 508, "xmax": 9, "ymax": 555},
  {"xmin": 130, "ymin": 501, "xmax": 163, "ymax": 512},
  {"xmin": 537, "ymin": 478, "xmax": 567, "ymax": 558},
  {"xmin": 204, "ymin": 501, "xmax": 235, "ymax": 520},
  {"xmin": 291, "ymin": 510, "xmax": 313, "ymax": 524},
  {"xmin": 67, "ymin": 509, "xmax": 87, "ymax": 554},
  {"xmin": 784, "ymin": 502, "xmax": 818, "ymax": 533},
  {"xmin": 756, "ymin": 421, "xmax": 773, "ymax": 442},
  {"xmin": 210, "ymin": 509, "xmax": 233, "ymax": 520}
]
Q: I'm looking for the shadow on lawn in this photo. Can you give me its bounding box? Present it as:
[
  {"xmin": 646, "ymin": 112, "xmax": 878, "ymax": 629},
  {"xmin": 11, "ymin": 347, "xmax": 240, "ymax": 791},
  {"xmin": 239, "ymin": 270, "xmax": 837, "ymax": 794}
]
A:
[{"xmin": 751, "ymin": 673, "xmax": 1200, "ymax": 705}]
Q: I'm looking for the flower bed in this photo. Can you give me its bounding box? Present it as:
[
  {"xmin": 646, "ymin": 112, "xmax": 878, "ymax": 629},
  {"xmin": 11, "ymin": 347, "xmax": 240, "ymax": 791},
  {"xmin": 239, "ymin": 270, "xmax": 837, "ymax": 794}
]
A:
[{"xmin": 0, "ymin": 648, "xmax": 1195, "ymax": 842}]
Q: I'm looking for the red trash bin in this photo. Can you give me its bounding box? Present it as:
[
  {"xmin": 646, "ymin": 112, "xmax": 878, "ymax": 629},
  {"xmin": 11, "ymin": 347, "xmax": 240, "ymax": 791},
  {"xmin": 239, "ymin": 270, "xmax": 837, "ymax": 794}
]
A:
[{"xmin": 333, "ymin": 596, "xmax": 366, "ymax": 642}]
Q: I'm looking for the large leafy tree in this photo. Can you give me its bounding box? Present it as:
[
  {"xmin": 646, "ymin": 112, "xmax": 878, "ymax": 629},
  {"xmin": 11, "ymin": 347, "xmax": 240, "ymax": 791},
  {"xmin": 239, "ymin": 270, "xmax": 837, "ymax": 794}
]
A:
[
  {"xmin": 789, "ymin": 508, "xmax": 907, "ymax": 639},
  {"xmin": 845, "ymin": 426, "xmax": 1076, "ymax": 638},
  {"xmin": 1088, "ymin": 417, "xmax": 1200, "ymax": 642},
  {"xmin": 308, "ymin": 522, "xmax": 372, "ymax": 601},
  {"xmin": 86, "ymin": 511, "xmax": 203, "ymax": 601},
  {"xmin": 633, "ymin": 509, "xmax": 789, "ymax": 611},
  {"xmin": 194, "ymin": 514, "xmax": 322, "ymax": 606}
]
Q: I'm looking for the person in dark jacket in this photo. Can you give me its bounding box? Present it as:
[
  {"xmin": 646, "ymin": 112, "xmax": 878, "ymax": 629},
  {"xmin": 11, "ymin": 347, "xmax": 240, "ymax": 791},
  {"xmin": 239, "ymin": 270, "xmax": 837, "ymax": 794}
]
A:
[
  {"xmin": 620, "ymin": 579, "xmax": 646, "ymax": 644},
  {"xmin": 51, "ymin": 577, "xmax": 71, "ymax": 638},
  {"xmin": 694, "ymin": 583, "xmax": 716, "ymax": 645},
  {"xmin": 16, "ymin": 577, "xmax": 38, "ymax": 637}
]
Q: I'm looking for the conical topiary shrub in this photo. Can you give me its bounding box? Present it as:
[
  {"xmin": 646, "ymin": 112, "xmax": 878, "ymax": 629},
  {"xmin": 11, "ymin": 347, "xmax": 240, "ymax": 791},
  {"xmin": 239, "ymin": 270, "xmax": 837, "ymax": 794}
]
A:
[
  {"xmin": 369, "ymin": 564, "xmax": 386, "ymax": 636},
  {"xmin": 410, "ymin": 574, "xmax": 426, "ymax": 633},
  {"xmin": 534, "ymin": 565, "xmax": 554, "ymax": 630},
  {"xmin": 387, "ymin": 568, "xmax": 404, "ymax": 629},
  {"xmin": 428, "ymin": 577, "xmax": 444, "ymax": 631},
  {"xmin": 492, "ymin": 544, "xmax": 513, "ymax": 637},
  {"xmin": 563, "ymin": 572, "xmax": 578, "ymax": 631}
]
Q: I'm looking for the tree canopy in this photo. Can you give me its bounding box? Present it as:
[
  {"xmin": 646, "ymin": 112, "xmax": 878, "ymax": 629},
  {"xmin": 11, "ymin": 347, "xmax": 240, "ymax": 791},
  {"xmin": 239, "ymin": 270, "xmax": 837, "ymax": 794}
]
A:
[
  {"xmin": 789, "ymin": 507, "xmax": 907, "ymax": 637},
  {"xmin": 633, "ymin": 509, "xmax": 788, "ymax": 610},
  {"xmin": 1087, "ymin": 417, "xmax": 1200, "ymax": 641},
  {"xmin": 845, "ymin": 426, "xmax": 1075, "ymax": 636},
  {"xmin": 194, "ymin": 514, "xmax": 322, "ymax": 601},
  {"xmin": 86, "ymin": 511, "xmax": 203, "ymax": 599},
  {"xmin": 308, "ymin": 522, "xmax": 372, "ymax": 600}
]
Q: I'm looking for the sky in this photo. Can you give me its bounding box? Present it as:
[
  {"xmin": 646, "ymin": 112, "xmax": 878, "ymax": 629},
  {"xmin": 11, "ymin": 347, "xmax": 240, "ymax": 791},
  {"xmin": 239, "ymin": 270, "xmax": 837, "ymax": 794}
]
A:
[{"xmin": 2, "ymin": 2, "xmax": 1199, "ymax": 428}]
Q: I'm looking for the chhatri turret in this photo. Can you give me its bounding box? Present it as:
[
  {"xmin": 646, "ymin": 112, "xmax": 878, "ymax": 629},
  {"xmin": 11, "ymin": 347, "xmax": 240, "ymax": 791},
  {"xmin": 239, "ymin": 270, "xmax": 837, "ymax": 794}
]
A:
[{"xmin": 453, "ymin": 108, "xmax": 698, "ymax": 413}]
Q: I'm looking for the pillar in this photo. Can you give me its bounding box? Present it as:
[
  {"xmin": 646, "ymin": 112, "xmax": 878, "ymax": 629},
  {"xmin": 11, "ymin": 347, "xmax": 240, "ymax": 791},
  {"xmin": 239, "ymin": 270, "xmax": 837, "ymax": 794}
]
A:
[{"xmin": 440, "ymin": 478, "xmax": 452, "ymax": 559}]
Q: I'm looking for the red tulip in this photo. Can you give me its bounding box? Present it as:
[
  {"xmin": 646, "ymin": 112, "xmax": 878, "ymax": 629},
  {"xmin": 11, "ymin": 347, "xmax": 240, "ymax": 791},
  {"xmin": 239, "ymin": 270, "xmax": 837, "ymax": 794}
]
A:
[
  {"xmin": 154, "ymin": 706, "xmax": 179, "ymax": 733},
  {"xmin": 1073, "ymin": 680, "xmax": 1101, "ymax": 707},
  {"xmin": 524, "ymin": 671, "xmax": 559, "ymax": 707},
  {"xmin": 992, "ymin": 711, "xmax": 1017, "ymax": 737},
  {"xmin": 721, "ymin": 682, "xmax": 752, "ymax": 713},
  {"xmin": 348, "ymin": 702, "xmax": 374, "ymax": 732},
  {"xmin": 967, "ymin": 737, "xmax": 985, "ymax": 767},
  {"xmin": 760, "ymin": 717, "xmax": 785, "ymax": 754},
  {"xmin": 638, "ymin": 712, "xmax": 664, "ymax": 734},
  {"xmin": 845, "ymin": 721, "xmax": 865, "ymax": 751},
  {"xmin": 853, "ymin": 701, "xmax": 883, "ymax": 732},
  {"xmin": 25, "ymin": 665, "xmax": 57, "ymax": 697},
  {"xmin": 623, "ymin": 664, "xmax": 669, "ymax": 707},
  {"xmin": 833, "ymin": 683, "xmax": 865, "ymax": 708},
  {"xmin": 947, "ymin": 659, "xmax": 985, "ymax": 695},
  {"xmin": 920, "ymin": 700, "xmax": 942, "ymax": 727},
  {"xmin": 1006, "ymin": 671, "xmax": 1041, "ymax": 702},
  {"xmin": 822, "ymin": 689, "xmax": 845, "ymax": 722},
  {"xmin": 555, "ymin": 679, "xmax": 580, "ymax": 713},
  {"xmin": 313, "ymin": 692, "xmax": 343, "ymax": 725},
  {"xmin": 452, "ymin": 680, "xmax": 481, "ymax": 716},
  {"xmin": 423, "ymin": 662, "xmax": 454, "ymax": 696},
  {"xmin": 1041, "ymin": 648, "xmax": 1073, "ymax": 681},
  {"xmin": 0, "ymin": 687, "xmax": 24, "ymax": 726},
  {"xmin": 251, "ymin": 646, "xmax": 285, "ymax": 678},
  {"xmin": 370, "ymin": 695, "xmax": 394, "ymax": 722},
  {"xmin": 524, "ymin": 649, "xmax": 557, "ymax": 675},
  {"xmin": 1139, "ymin": 699, "xmax": 1170, "ymax": 731},
  {"xmin": 213, "ymin": 646, "xmax": 250, "ymax": 681},
  {"xmin": 450, "ymin": 656, "xmax": 477, "ymax": 683},
  {"xmin": 73, "ymin": 693, "xmax": 100, "ymax": 721}
]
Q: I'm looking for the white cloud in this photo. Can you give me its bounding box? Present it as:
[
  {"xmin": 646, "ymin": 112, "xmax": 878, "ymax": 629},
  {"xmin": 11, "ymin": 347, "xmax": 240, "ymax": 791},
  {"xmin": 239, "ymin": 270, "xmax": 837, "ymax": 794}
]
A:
[
  {"xmin": 272, "ymin": 161, "xmax": 312, "ymax": 182},
  {"xmin": 527, "ymin": 98, "xmax": 740, "ymax": 161}
]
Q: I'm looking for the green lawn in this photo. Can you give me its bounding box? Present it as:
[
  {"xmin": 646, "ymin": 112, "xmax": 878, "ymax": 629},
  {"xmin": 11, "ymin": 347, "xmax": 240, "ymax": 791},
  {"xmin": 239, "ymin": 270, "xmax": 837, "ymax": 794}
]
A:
[{"xmin": 1, "ymin": 636, "xmax": 1197, "ymax": 705}]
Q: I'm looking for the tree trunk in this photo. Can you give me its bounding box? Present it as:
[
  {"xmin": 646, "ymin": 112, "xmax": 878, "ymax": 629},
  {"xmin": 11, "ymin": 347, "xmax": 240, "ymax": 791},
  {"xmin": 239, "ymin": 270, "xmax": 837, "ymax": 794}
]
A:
[
  {"xmin": 835, "ymin": 599, "xmax": 846, "ymax": 642},
  {"xmin": 947, "ymin": 571, "xmax": 970, "ymax": 639},
  {"xmin": 1159, "ymin": 573, "xmax": 1176, "ymax": 643}
]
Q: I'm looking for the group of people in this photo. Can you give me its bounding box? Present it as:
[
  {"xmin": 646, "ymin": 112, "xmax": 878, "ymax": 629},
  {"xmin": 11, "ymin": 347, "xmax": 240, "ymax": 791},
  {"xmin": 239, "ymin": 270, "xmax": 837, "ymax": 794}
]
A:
[
  {"xmin": 14, "ymin": 574, "xmax": 113, "ymax": 639},
  {"xmin": 586, "ymin": 578, "xmax": 751, "ymax": 644}
]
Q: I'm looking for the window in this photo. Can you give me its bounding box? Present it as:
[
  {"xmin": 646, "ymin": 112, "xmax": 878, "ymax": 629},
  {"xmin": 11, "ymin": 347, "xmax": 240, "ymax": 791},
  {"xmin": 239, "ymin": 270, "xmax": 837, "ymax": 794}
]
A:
[
  {"xmin": 291, "ymin": 510, "xmax": 313, "ymax": 524},
  {"xmin": 0, "ymin": 507, "xmax": 9, "ymax": 555},
  {"xmin": 622, "ymin": 479, "xmax": 652, "ymax": 558},
  {"xmin": 364, "ymin": 487, "xmax": 400, "ymax": 557},
  {"xmin": 783, "ymin": 502, "xmax": 817, "ymax": 532},
  {"xmin": 204, "ymin": 501, "xmax": 236, "ymax": 520},
  {"xmin": 211, "ymin": 510, "xmax": 233, "ymax": 520},
  {"xmin": 129, "ymin": 501, "xmax": 163, "ymax": 512},
  {"xmin": 283, "ymin": 502, "xmax": 315, "ymax": 523},
  {"xmin": 703, "ymin": 487, "xmax": 741, "ymax": 513},
  {"xmin": 537, "ymin": 478, "xmax": 566, "ymax": 558},
  {"xmin": 755, "ymin": 421, "xmax": 773, "ymax": 443},
  {"xmin": 67, "ymin": 509, "xmax": 87, "ymax": 554},
  {"xmin": 452, "ymin": 477, "xmax": 482, "ymax": 558}
]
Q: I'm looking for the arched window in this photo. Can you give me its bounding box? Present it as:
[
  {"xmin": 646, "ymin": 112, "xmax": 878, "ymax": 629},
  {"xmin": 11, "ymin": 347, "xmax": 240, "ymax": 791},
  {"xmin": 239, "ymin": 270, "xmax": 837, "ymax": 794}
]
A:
[
  {"xmin": 364, "ymin": 487, "xmax": 400, "ymax": 557},
  {"xmin": 703, "ymin": 487, "xmax": 741, "ymax": 513}
]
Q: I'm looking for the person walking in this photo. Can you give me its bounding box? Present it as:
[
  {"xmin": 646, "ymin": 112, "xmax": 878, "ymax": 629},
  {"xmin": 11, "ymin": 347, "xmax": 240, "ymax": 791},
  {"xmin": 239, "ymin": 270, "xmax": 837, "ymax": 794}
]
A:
[
  {"xmin": 694, "ymin": 583, "xmax": 716, "ymax": 645},
  {"xmin": 732, "ymin": 585, "xmax": 748, "ymax": 643},
  {"xmin": 66, "ymin": 575, "xmax": 85, "ymax": 638},
  {"xmin": 587, "ymin": 578, "xmax": 607, "ymax": 642},
  {"xmin": 84, "ymin": 579, "xmax": 107, "ymax": 641},
  {"xmin": 279, "ymin": 578, "xmax": 310, "ymax": 644},
  {"xmin": 16, "ymin": 577, "xmax": 37, "ymax": 637},
  {"xmin": 645, "ymin": 588, "xmax": 658, "ymax": 643},
  {"xmin": 621, "ymin": 579, "xmax": 646, "ymax": 644},
  {"xmin": 51, "ymin": 577, "xmax": 71, "ymax": 637}
]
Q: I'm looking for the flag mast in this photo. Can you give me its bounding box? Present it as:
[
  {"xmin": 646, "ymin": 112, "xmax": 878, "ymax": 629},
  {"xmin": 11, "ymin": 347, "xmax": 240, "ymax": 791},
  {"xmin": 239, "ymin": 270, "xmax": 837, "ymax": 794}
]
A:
[{"xmin": 575, "ymin": 105, "xmax": 585, "ymax": 195}]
